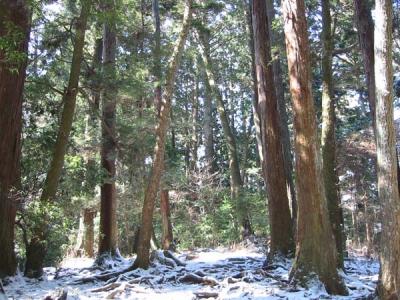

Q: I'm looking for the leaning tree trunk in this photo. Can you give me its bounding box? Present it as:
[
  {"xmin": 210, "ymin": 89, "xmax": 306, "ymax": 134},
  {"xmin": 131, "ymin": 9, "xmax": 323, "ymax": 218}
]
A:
[
  {"xmin": 198, "ymin": 33, "xmax": 252, "ymax": 237},
  {"xmin": 134, "ymin": 0, "xmax": 192, "ymax": 269},
  {"xmin": 98, "ymin": 0, "xmax": 119, "ymax": 257},
  {"xmin": 265, "ymin": 0, "xmax": 297, "ymax": 225},
  {"xmin": 0, "ymin": 0, "xmax": 30, "ymax": 278},
  {"xmin": 374, "ymin": 1, "xmax": 400, "ymax": 298},
  {"xmin": 282, "ymin": 0, "xmax": 347, "ymax": 294},
  {"xmin": 40, "ymin": 0, "xmax": 91, "ymax": 202},
  {"xmin": 160, "ymin": 190, "xmax": 173, "ymax": 250},
  {"xmin": 321, "ymin": 0, "xmax": 344, "ymax": 269},
  {"xmin": 252, "ymin": 0, "xmax": 293, "ymax": 261},
  {"xmin": 25, "ymin": 0, "xmax": 90, "ymax": 278}
]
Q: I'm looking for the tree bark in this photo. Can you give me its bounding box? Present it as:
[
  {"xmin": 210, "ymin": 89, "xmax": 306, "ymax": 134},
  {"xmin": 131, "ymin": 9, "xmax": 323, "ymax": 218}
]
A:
[
  {"xmin": 83, "ymin": 208, "xmax": 96, "ymax": 257},
  {"xmin": 265, "ymin": 0, "xmax": 297, "ymax": 225},
  {"xmin": 160, "ymin": 190, "xmax": 174, "ymax": 250},
  {"xmin": 98, "ymin": 0, "xmax": 118, "ymax": 256},
  {"xmin": 282, "ymin": 0, "xmax": 347, "ymax": 294},
  {"xmin": 0, "ymin": 0, "xmax": 30, "ymax": 278},
  {"xmin": 198, "ymin": 33, "xmax": 252, "ymax": 237},
  {"xmin": 252, "ymin": 0, "xmax": 293, "ymax": 261},
  {"xmin": 40, "ymin": 0, "xmax": 91, "ymax": 202},
  {"xmin": 203, "ymin": 72, "xmax": 216, "ymax": 175},
  {"xmin": 374, "ymin": 1, "xmax": 400, "ymax": 298},
  {"xmin": 134, "ymin": 0, "xmax": 192, "ymax": 269},
  {"xmin": 353, "ymin": 0, "xmax": 375, "ymax": 126},
  {"xmin": 321, "ymin": 0, "xmax": 344, "ymax": 269}
]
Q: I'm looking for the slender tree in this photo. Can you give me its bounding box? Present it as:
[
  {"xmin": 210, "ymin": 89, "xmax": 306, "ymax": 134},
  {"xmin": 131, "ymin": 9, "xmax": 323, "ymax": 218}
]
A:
[
  {"xmin": 252, "ymin": 0, "xmax": 293, "ymax": 261},
  {"xmin": 25, "ymin": 0, "xmax": 91, "ymax": 277},
  {"xmin": 40, "ymin": 0, "xmax": 91, "ymax": 202},
  {"xmin": 321, "ymin": 0, "xmax": 344, "ymax": 268},
  {"xmin": 282, "ymin": 0, "xmax": 347, "ymax": 294},
  {"xmin": 98, "ymin": 0, "xmax": 119, "ymax": 257},
  {"xmin": 0, "ymin": 0, "xmax": 30, "ymax": 278},
  {"xmin": 134, "ymin": 0, "xmax": 192, "ymax": 268},
  {"xmin": 374, "ymin": 1, "xmax": 400, "ymax": 298}
]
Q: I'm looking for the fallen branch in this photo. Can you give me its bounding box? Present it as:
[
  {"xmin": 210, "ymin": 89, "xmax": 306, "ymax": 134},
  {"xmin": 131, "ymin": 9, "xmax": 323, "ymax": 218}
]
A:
[{"xmin": 193, "ymin": 291, "xmax": 219, "ymax": 298}]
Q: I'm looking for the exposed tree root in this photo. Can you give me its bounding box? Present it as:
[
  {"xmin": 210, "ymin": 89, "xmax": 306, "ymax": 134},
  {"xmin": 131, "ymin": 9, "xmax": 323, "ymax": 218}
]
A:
[
  {"xmin": 193, "ymin": 291, "xmax": 219, "ymax": 298},
  {"xmin": 179, "ymin": 273, "xmax": 219, "ymax": 286},
  {"xmin": 163, "ymin": 250, "xmax": 186, "ymax": 266}
]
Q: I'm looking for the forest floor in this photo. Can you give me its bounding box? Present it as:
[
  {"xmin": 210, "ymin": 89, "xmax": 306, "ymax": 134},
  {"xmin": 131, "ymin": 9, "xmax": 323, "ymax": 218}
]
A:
[{"xmin": 3, "ymin": 241, "xmax": 378, "ymax": 300}]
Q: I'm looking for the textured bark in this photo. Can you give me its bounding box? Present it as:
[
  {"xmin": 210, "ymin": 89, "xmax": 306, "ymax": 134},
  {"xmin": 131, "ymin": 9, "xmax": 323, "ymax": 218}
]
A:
[
  {"xmin": 190, "ymin": 80, "xmax": 199, "ymax": 172},
  {"xmin": 98, "ymin": 0, "xmax": 118, "ymax": 256},
  {"xmin": 374, "ymin": 1, "xmax": 400, "ymax": 298},
  {"xmin": 282, "ymin": 0, "xmax": 347, "ymax": 294},
  {"xmin": 0, "ymin": 0, "xmax": 30, "ymax": 278},
  {"xmin": 40, "ymin": 0, "xmax": 91, "ymax": 202},
  {"xmin": 198, "ymin": 34, "xmax": 252, "ymax": 237},
  {"xmin": 265, "ymin": 0, "xmax": 297, "ymax": 225},
  {"xmin": 252, "ymin": 0, "xmax": 293, "ymax": 260},
  {"xmin": 160, "ymin": 190, "xmax": 173, "ymax": 250},
  {"xmin": 134, "ymin": 0, "xmax": 192, "ymax": 269},
  {"xmin": 321, "ymin": 0, "xmax": 344, "ymax": 269},
  {"xmin": 353, "ymin": 0, "xmax": 375, "ymax": 126},
  {"xmin": 84, "ymin": 208, "xmax": 96, "ymax": 257}
]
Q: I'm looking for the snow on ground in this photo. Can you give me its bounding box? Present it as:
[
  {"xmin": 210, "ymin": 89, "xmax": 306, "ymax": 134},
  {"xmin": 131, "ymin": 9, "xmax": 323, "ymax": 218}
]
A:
[{"xmin": 2, "ymin": 246, "xmax": 378, "ymax": 300}]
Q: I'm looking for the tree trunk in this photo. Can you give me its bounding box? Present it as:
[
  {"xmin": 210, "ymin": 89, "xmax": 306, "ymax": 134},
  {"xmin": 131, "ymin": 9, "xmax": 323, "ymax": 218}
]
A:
[
  {"xmin": 203, "ymin": 71, "xmax": 216, "ymax": 175},
  {"xmin": 98, "ymin": 0, "xmax": 118, "ymax": 257},
  {"xmin": 252, "ymin": 0, "xmax": 293, "ymax": 261},
  {"xmin": 83, "ymin": 208, "xmax": 96, "ymax": 257},
  {"xmin": 321, "ymin": 0, "xmax": 344, "ymax": 269},
  {"xmin": 353, "ymin": 0, "xmax": 375, "ymax": 126},
  {"xmin": 160, "ymin": 190, "xmax": 174, "ymax": 250},
  {"xmin": 40, "ymin": 0, "xmax": 91, "ymax": 202},
  {"xmin": 374, "ymin": 1, "xmax": 400, "ymax": 298},
  {"xmin": 282, "ymin": 0, "xmax": 347, "ymax": 294},
  {"xmin": 198, "ymin": 33, "xmax": 252, "ymax": 237},
  {"xmin": 152, "ymin": 0, "xmax": 162, "ymax": 115},
  {"xmin": 25, "ymin": 0, "xmax": 90, "ymax": 278},
  {"xmin": 190, "ymin": 79, "xmax": 199, "ymax": 172},
  {"xmin": 0, "ymin": 0, "xmax": 30, "ymax": 278},
  {"xmin": 265, "ymin": 0, "xmax": 297, "ymax": 225},
  {"xmin": 134, "ymin": 0, "xmax": 192, "ymax": 269}
]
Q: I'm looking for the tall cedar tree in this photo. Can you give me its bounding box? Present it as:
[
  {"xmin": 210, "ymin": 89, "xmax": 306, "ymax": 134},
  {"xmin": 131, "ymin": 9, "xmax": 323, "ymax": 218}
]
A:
[
  {"xmin": 25, "ymin": 0, "xmax": 91, "ymax": 278},
  {"xmin": 0, "ymin": 0, "xmax": 30, "ymax": 278},
  {"xmin": 320, "ymin": 0, "xmax": 344, "ymax": 268},
  {"xmin": 374, "ymin": 0, "xmax": 400, "ymax": 298},
  {"xmin": 265, "ymin": 0, "xmax": 297, "ymax": 224},
  {"xmin": 98, "ymin": 0, "xmax": 119, "ymax": 257},
  {"xmin": 134, "ymin": 0, "xmax": 193, "ymax": 269},
  {"xmin": 252, "ymin": 0, "xmax": 293, "ymax": 260},
  {"xmin": 198, "ymin": 33, "xmax": 253, "ymax": 237},
  {"xmin": 282, "ymin": 0, "xmax": 347, "ymax": 294}
]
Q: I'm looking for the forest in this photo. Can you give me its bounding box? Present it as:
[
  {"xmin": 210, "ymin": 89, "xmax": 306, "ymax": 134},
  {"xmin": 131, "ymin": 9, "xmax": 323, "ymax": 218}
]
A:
[{"xmin": 1, "ymin": 0, "xmax": 400, "ymax": 299}]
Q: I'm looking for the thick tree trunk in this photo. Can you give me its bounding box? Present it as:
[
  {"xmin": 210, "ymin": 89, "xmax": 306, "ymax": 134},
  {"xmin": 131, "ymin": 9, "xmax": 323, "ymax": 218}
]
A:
[
  {"xmin": 25, "ymin": 0, "xmax": 90, "ymax": 278},
  {"xmin": 265, "ymin": 0, "xmax": 297, "ymax": 225},
  {"xmin": 160, "ymin": 190, "xmax": 174, "ymax": 250},
  {"xmin": 134, "ymin": 0, "xmax": 192, "ymax": 269},
  {"xmin": 198, "ymin": 34, "xmax": 252, "ymax": 237},
  {"xmin": 282, "ymin": 0, "xmax": 347, "ymax": 294},
  {"xmin": 252, "ymin": 0, "xmax": 293, "ymax": 261},
  {"xmin": 321, "ymin": 0, "xmax": 344, "ymax": 269},
  {"xmin": 40, "ymin": 0, "xmax": 91, "ymax": 202},
  {"xmin": 374, "ymin": 1, "xmax": 400, "ymax": 298},
  {"xmin": 0, "ymin": 0, "xmax": 30, "ymax": 278},
  {"xmin": 98, "ymin": 0, "xmax": 118, "ymax": 256}
]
